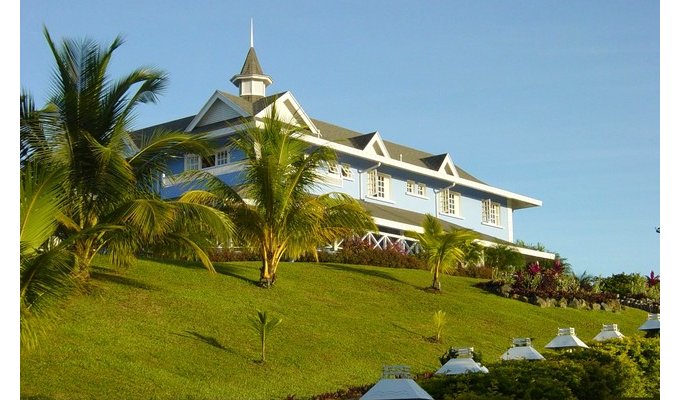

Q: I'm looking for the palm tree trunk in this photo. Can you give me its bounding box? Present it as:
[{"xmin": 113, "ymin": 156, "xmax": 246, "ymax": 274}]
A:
[
  {"xmin": 261, "ymin": 330, "xmax": 266, "ymax": 362},
  {"xmin": 432, "ymin": 264, "xmax": 441, "ymax": 291}
]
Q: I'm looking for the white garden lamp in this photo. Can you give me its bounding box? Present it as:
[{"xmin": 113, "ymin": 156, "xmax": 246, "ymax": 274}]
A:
[
  {"xmin": 545, "ymin": 328, "xmax": 589, "ymax": 350},
  {"xmin": 360, "ymin": 365, "xmax": 433, "ymax": 400},
  {"xmin": 593, "ymin": 324, "xmax": 625, "ymax": 341},
  {"xmin": 638, "ymin": 313, "xmax": 660, "ymax": 332},
  {"xmin": 501, "ymin": 338, "xmax": 545, "ymax": 360},
  {"xmin": 435, "ymin": 347, "xmax": 488, "ymax": 375}
]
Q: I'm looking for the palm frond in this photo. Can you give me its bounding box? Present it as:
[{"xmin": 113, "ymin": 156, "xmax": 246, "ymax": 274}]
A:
[{"xmin": 20, "ymin": 162, "xmax": 67, "ymax": 254}]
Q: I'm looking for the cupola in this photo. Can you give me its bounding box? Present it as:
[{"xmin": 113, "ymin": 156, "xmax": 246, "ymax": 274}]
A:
[{"xmin": 230, "ymin": 19, "xmax": 272, "ymax": 102}]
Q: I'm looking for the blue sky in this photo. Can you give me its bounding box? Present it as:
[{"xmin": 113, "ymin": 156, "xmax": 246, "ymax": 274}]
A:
[{"xmin": 20, "ymin": 0, "xmax": 660, "ymax": 278}]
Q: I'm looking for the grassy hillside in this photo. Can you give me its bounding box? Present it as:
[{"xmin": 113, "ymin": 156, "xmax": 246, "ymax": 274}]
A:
[{"xmin": 20, "ymin": 258, "xmax": 649, "ymax": 399}]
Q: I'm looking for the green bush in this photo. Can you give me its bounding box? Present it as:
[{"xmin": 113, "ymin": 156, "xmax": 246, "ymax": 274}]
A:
[
  {"xmin": 299, "ymin": 237, "xmax": 428, "ymax": 270},
  {"xmin": 600, "ymin": 273, "xmax": 647, "ymax": 297},
  {"xmin": 419, "ymin": 337, "xmax": 660, "ymax": 400}
]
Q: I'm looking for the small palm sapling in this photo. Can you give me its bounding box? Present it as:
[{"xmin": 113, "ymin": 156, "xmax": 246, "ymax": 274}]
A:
[
  {"xmin": 250, "ymin": 310, "xmax": 282, "ymax": 362},
  {"xmin": 433, "ymin": 310, "xmax": 446, "ymax": 343}
]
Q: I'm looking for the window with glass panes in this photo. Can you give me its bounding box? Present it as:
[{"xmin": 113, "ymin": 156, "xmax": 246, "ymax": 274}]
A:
[
  {"xmin": 482, "ymin": 199, "xmax": 501, "ymax": 225},
  {"xmin": 216, "ymin": 149, "xmax": 230, "ymax": 166},
  {"xmin": 185, "ymin": 154, "xmax": 200, "ymax": 171},
  {"xmin": 439, "ymin": 189, "xmax": 460, "ymax": 215},
  {"xmin": 367, "ymin": 170, "xmax": 389, "ymax": 199}
]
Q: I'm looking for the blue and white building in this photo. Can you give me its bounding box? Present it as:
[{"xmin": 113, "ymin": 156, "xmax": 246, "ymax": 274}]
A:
[{"xmin": 133, "ymin": 38, "xmax": 554, "ymax": 261}]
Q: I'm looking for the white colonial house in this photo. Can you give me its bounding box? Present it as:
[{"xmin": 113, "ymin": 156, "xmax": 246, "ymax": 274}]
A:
[{"xmin": 132, "ymin": 34, "xmax": 554, "ymax": 262}]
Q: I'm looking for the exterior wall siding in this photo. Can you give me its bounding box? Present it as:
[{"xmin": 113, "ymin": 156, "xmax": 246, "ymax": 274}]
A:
[
  {"xmin": 197, "ymin": 102, "xmax": 241, "ymax": 127},
  {"xmin": 161, "ymin": 142, "xmax": 513, "ymax": 242}
]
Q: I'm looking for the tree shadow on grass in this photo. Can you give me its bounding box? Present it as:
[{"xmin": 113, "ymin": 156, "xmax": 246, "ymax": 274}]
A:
[
  {"xmin": 391, "ymin": 322, "xmax": 428, "ymax": 341},
  {"xmin": 212, "ymin": 263, "xmax": 260, "ymax": 286},
  {"xmin": 173, "ymin": 330, "xmax": 237, "ymax": 354},
  {"xmin": 143, "ymin": 257, "xmax": 261, "ymax": 287},
  {"xmin": 315, "ymin": 263, "xmax": 417, "ymax": 289},
  {"xmin": 90, "ymin": 268, "xmax": 157, "ymax": 291}
]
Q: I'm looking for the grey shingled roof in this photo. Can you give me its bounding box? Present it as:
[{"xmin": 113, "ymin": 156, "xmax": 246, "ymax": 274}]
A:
[
  {"xmin": 420, "ymin": 154, "xmax": 448, "ymax": 171},
  {"xmin": 130, "ymin": 91, "xmax": 485, "ymax": 184},
  {"xmin": 239, "ymin": 47, "xmax": 265, "ymax": 75},
  {"xmin": 129, "ymin": 115, "xmax": 195, "ymax": 147},
  {"xmin": 219, "ymin": 91, "xmax": 283, "ymax": 115}
]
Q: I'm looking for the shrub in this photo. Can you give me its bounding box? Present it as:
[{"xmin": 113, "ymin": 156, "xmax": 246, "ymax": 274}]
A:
[
  {"xmin": 209, "ymin": 247, "xmax": 261, "ymax": 262},
  {"xmin": 599, "ymin": 273, "xmax": 643, "ymax": 297},
  {"xmin": 484, "ymin": 245, "xmax": 524, "ymax": 273},
  {"xmin": 420, "ymin": 337, "xmax": 660, "ymax": 399},
  {"xmin": 299, "ymin": 237, "xmax": 428, "ymax": 270}
]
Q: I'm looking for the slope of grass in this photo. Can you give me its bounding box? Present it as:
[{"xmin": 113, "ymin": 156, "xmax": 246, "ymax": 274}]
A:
[{"xmin": 20, "ymin": 258, "xmax": 649, "ymax": 399}]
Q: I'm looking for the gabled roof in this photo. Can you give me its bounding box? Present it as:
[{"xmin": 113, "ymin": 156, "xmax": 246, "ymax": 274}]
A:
[
  {"xmin": 218, "ymin": 91, "xmax": 283, "ymax": 115},
  {"xmin": 347, "ymin": 133, "xmax": 377, "ymax": 150},
  {"xmin": 420, "ymin": 154, "xmax": 448, "ymax": 170}
]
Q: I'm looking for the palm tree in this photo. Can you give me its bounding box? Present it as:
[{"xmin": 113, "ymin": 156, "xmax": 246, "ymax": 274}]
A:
[
  {"xmin": 180, "ymin": 105, "xmax": 376, "ymax": 287},
  {"xmin": 459, "ymin": 241, "xmax": 485, "ymax": 270},
  {"xmin": 406, "ymin": 214, "xmax": 478, "ymax": 291},
  {"xmin": 23, "ymin": 28, "xmax": 233, "ymax": 282}
]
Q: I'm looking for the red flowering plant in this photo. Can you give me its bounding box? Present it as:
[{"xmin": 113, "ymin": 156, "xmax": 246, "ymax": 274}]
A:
[{"xmin": 647, "ymin": 270, "xmax": 660, "ymax": 287}]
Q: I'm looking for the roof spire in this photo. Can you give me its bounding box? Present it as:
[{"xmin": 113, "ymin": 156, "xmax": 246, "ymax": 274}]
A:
[{"xmin": 231, "ymin": 19, "xmax": 273, "ymax": 101}]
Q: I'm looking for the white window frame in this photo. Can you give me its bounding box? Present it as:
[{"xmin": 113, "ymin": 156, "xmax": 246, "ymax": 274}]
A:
[
  {"xmin": 406, "ymin": 180, "xmax": 428, "ymax": 199},
  {"xmin": 406, "ymin": 180, "xmax": 415, "ymax": 194},
  {"xmin": 439, "ymin": 189, "xmax": 460, "ymax": 216},
  {"xmin": 341, "ymin": 163, "xmax": 353, "ymax": 180},
  {"xmin": 416, "ymin": 182, "xmax": 427, "ymax": 197},
  {"xmin": 215, "ymin": 149, "xmax": 230, "ymax": 166},
  {"xmin": 185, "ymin": 154, "xmax": 200, "ymax": 171},
  {"xmin": 367, "ymin": 170, "xmax": 390, "ymax": 200},
  {"xmin": 482, "ymin": 199, "xmax": 501, "ymax": 226},
  {"xmin": 327, "ymin": 162, "xmax": 340, "ymax": 176}
]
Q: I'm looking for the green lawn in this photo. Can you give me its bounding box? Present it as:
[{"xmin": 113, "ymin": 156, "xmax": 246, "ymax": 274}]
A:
[{"xmin": 21, "ymin": 258, "xmax": 649, "ymax": 399}]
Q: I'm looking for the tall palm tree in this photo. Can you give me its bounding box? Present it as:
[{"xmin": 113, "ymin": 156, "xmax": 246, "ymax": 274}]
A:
[
  {"xmin": 406, "ymin": 214, "xmax": 477, "ymax": 291},
  {"xmin": 23, "ymin": 28, "xmax": 233, "ymax": 282},
  {"xmin": 180, "ymin": 105, "xmax": 376, "ymax": 287}
]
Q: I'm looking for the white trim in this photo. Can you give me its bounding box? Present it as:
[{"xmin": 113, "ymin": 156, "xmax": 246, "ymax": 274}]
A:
[
  {"xmin": 507, "ymin": 198, "xmax": 514, "ymax": 242},
  {"xmin": 373, "ymin": 217, "xmax": 423, "ymax": 233},
  {"xmin": 364, "ymin": 196, "xmax": 396, "ymax": 205},
  {"xmin": 255, "ymin": 91, "xmax": 321, "ymax": 136},
  {"xmin": 477, "ymin": 240, "xmax": 555, "ymax": 260},
  {"xmin": 364, "ymin": 132, "xmax": 391, "ymax": 158},
  {"xmin": 439, "ymin": 212, "xmax": 465, "ymax": 221},
  {"xmin": 300, "ymin": 133, "xmax": 542, "ymax": 209},
  {"xmin": 437, "ymin": 154, "xmax": 459, "ymax": 178},
  {"xmin": 481, "ymin": 222, "xmax": 503, "ymax": 229},
  {"xmin": 406, "ymin": 192, "xmax": 430, "ymax": 200},
  {"xmin": 186, "ymin": 91, "xmax": 249, "ymax": 132}
]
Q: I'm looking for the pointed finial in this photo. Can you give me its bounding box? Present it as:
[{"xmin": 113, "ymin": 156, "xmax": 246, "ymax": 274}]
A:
[{"xmin": 250, "ymin": 18, "xmax": 254, "ymax": 48}]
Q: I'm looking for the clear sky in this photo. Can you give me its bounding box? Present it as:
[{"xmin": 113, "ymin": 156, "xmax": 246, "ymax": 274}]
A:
[{"xmin": 20, "ymin": 0, "xmax": 660, "ymax": 278}]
